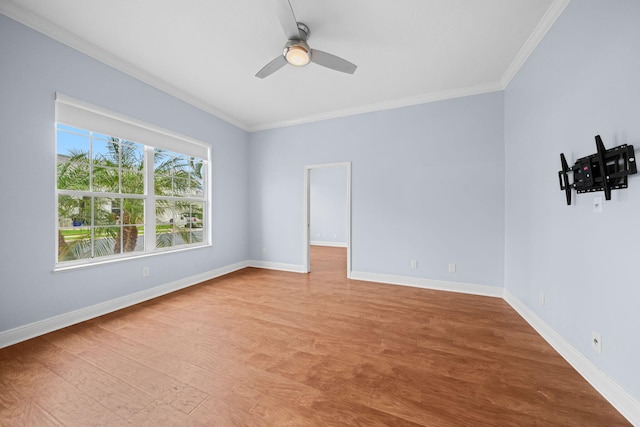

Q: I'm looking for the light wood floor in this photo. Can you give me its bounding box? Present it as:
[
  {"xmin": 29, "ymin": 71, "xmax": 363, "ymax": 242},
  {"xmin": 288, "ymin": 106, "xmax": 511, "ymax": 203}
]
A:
[{"xmin": 0, "ymin": 247, "xmax": 630, "ymax": 426}]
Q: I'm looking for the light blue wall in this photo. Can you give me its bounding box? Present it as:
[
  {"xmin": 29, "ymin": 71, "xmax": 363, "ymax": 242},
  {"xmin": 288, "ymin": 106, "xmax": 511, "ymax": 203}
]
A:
[
  {"xmin": 505, "ymin": 0, "xmax": 640, "ymax": 400},
  {"xmin": 310, "ymin": 166, "xmax": 348, "ymax": 245},
  {"xmin": 0, "ymin": 15, "xmax": 249, "ymax": 332},
  {"xmin": 249, "ymin": 92, "xmax": 505, "ymax": 286},
  {"xmin": 1, "ymin": 0, "xmax": 638, "ymax": 410}
]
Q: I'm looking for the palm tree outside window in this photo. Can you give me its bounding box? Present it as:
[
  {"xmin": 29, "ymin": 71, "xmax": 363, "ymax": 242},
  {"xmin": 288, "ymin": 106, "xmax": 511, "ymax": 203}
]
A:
[{"xmin": 56, "ymin": 123, "xmax": 208, "ymax": 266}]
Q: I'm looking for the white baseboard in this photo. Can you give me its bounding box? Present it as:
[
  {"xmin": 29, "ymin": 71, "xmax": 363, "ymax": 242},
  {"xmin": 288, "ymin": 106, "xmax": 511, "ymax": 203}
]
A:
[
  {"xmin": 247, "ymin": 260, "xmax": 306, "ymax": 273},
  {"xmin": 348, "ymin": 273, "xmax": 639, "ymax": 424},
  {"xmin": 0, "ymin": 260, "xmax": 249, "ymax": 349},
  {"xmin": 2, "ymin": 259, "xmax": 637, "ymax": 425},
  {"xmin": 504, "ymin": 290, "xmax": 640, "ymax": 426},
  {"xmin": 350, "ymin": 270, "xmax": 504, "ymax": 298},
  {"xmin": 310, "ymin": 241, "xmax": 347, "ymax": 248}
]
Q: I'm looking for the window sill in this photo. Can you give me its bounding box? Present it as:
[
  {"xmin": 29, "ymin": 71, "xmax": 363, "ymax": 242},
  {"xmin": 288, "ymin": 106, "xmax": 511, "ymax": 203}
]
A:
[{"xmin": 53, "ymin": 243, "xmax": 212, "ymax": 273}]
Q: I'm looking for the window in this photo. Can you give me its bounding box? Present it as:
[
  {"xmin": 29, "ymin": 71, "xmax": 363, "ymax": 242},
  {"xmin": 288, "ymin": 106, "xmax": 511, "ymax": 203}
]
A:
[{"xmin": 55, "ymin": 94, "xmax": 210, "ymax": 268}]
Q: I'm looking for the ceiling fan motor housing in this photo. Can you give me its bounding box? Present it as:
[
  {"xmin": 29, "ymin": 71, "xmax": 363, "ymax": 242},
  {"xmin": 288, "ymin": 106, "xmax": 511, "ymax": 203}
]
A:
[{"xmin": 296, "ymin": 22, "xmax": 310, "ymax": 40}]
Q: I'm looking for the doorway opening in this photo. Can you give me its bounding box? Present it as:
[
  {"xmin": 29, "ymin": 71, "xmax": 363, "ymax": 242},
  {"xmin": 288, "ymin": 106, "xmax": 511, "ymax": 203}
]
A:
[{"xmin": 303, "ymin": 162, "xmax": 351, "ymax": 278}]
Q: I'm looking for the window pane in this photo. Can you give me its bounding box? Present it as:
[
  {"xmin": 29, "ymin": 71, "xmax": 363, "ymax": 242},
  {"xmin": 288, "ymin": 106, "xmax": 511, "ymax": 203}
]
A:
[
  {"xmin": 174, "ymin": 230, "xmax": 190, "ymax": 245},
  {"xmin": 93, "ymin": 138, "xmax": 119, "ymax": 166},
  {"xmin": 191, "ymin": 180, "xmax": 204, "ymax": 196},
  {"xmin": 154, "ymin": 149, "xmax": 170, "ymax": 170},
  {"xmin": 57, "ymin": 161, "xmax": 90, "ymax": 191},
  {"xmin": 58, "ymin": 195, "xmax": 92, "ymax": 262},
  {"xmin": 95, "ymin": 226, "xmax": 118, "ymax": 257},
  {"xmin": 93, "ymin": 167, "xmax": 120, "ymax": 193},
  {"xmin": 58, "ymin": 195, "xmax": 76, "ymax": 228},
  {"xmin": 122, "ymin": 170, "xmax": 144, "ymax": 194},
  {"xmin": 57, "ymin": 129, "xmax": 90, "ymax": 160},
  {"xmin": 154, "ymin": 175, "xmax": 172, "ymax": 196},
  {"xmin": 122, "ymin": 198, "xmax": 144, "ymax": 225},
  {"xmin": 156, "ymin": 200, "xmax": 174, "ymax": 225},
  {"xmin": 189, "ymin": 201, "xmax": 204, "ymax": 229},
  {"xmin": 58, "ymin": 195, "xmax": 91, "ymax": 227},
  {"xmin": 153, "ymin": 152, "xmax": 205, "ymax": 199},
  {"xmin": 58, "ymin": 227, "xmax": 92, "ymax": 262},
  {"xmin": 174, "ymin": 201, "xmax": 191, "ymax": 225},
  {"xmin": 190, "ymin": 163, "xmax": 204, "ymax": 196},
  {"xmin": 119, "ymin": 225, "xmax": 143, "ymax": 253},
  {"xmin": 190, "ymin": 157, "xmax": 204, "ymax": 176},
  {"xmin": 132, "ymin": 226, "xmax": 145, "ymax": 253},
  {"xmin": 155, "ymin": 223, "xmax": 175, "ymax": 248},
  {"xmin": 157, "ymin": 201, "xmax": 204, "ymax": 237},
  {"xmin": 154, "ymin": 150, "xmax": 172, "ymax": 197},
  {"xmin": 94, "ymin": 197, "xmax": 118, "ymax": 225},
  {"xmin": 156, "ymin": 200, "xmax": 175, "ymax": 248},
  {"xmin": 190, "ymin": 229, "xmax": 204, "ymax": 244},
  {"xmin": 172, "ymin": 153, "xmax": 189, "ymax": 172},
  {"xmin": 121, "ymin": 140, "xmax": 144, "ymax": 170},
  {"xmin": 173, "ymin": 177, "xmax": 188, "ymax": 196},
  {"xmin": 57, "ymin": 126, "xmax": 91, "ymax": 191}
]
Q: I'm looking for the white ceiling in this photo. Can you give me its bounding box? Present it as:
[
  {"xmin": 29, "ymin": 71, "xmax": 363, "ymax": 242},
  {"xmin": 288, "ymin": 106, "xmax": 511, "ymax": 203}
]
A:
[{"xmin": 1, "ymin": 0, "xmax": 569, "ymax": 131}]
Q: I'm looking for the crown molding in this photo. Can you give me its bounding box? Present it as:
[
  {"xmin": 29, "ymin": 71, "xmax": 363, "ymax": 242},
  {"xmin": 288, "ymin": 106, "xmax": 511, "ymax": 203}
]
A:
[
  {"xmin": 501, "ymin": 0, "xmax": 571, "ymax": 88},
  {"xmin": 2, "ymin": 0, "xmax": 570, "ymax": 133},
  {"xmin": 248, "ymin": 81, "xmax": 504, "ymax": 132},
  {"xmin": 0, "ymin": 0, "xmax": 249, "ymax": 131}
]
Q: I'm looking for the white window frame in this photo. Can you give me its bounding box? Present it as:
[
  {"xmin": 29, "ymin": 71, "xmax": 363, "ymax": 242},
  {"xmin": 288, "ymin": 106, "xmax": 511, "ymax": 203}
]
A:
[{"xmin": 55, "ymin": 93, "xmax": 212, "ymax": 270}]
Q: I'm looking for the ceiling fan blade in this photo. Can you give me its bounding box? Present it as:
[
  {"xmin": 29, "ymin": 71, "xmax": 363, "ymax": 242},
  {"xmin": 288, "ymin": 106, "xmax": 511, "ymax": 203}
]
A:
[
  {"xmin": 276, "ymin": 0, "xmax": 301, "ymax": 40},
  {"xmin": 255, "ymin": 55, "xmax": 287, "ymax": 79},
  {"xmin": 310, "ymin": 49, "xmax": 357, "ymax": 74}
]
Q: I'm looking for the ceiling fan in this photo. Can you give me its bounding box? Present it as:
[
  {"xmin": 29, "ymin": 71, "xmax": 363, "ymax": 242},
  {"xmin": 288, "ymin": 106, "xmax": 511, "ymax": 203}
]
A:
[{"xmin": 255, "ymin": 0, "xmax": 358, "ymax": 78}]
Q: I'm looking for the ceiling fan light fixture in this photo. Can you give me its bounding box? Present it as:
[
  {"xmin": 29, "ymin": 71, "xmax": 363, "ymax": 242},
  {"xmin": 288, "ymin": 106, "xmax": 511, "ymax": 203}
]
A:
[
  {"xmin": 285, "ymin": 44, "xmax": 310, "ymax": 67},
  {"xmin": 255, "ymin": 6, "xmax": 357, "ymax": 79}
]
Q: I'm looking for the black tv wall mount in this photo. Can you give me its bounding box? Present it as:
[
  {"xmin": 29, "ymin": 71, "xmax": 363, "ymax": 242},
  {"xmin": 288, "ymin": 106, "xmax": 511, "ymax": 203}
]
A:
[{"xmin": 558, "ymin": 135, "xmax": 637, "ymax": 205}]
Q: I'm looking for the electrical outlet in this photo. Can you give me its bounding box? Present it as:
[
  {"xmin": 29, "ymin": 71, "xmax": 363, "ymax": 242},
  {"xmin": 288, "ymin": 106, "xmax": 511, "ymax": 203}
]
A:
[
  {"xmin": 592, "ymin": 332, "xmax": 602, "ymax": 353},
  {"xmin": 539, "ymin": 292, "xmax": 545, "ymax": 306},
  {"xmin": 448, "ymin": 263, "xmax": 456, "ymax": 273},
  {"xmin": 142, "ymin": 267, "xmax": 150, "ymax": 277},
  {"xmin": 410, "ymin": 260, "xmax": 418, "ymax": 269},
  {"xmin": 594, "ymin": 196, "xmax": 603, "ymax": 213}
]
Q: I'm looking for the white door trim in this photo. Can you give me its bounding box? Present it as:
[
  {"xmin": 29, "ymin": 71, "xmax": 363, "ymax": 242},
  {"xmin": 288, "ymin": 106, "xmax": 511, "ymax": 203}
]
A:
[{"xmin": 303, "ymin": 162, "xmax": 352, "ymax": 278}]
